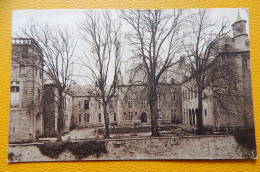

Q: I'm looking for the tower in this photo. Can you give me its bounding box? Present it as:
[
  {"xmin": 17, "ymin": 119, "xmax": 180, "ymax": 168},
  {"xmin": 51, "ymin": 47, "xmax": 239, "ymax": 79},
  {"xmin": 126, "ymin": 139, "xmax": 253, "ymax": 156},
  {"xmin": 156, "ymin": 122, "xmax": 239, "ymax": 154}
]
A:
[
  {"xmin": 232, "ymin": 10, "xmax": 249, "ymax": 51},
  {"xmin": 9, "ymin": 38, "xmax": 44, "ymax": 143}
]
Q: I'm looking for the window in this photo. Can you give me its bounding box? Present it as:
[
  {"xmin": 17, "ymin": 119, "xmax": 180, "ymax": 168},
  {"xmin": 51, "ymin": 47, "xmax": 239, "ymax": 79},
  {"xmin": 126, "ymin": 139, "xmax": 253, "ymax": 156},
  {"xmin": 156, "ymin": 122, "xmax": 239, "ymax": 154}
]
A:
[
  {"xmin": 84, "ymin": 100, "xmax": 89, "ymax": 110},
  {"xmin": 128, "ymin": 100, "xmax": 133, "ymax": 108},
  {"xmin": 79, "ymin": 114, "xmax": 81, "ymax": 123},
  {"xmin": 10, "ymin": 86, "xmax": 20, "ymax": 103},
  {"xmin": 191, "ymin": 87, "xmax": 193, "ymax": 99},
  {"xmin": 35, "ymin": 68, "xmax": 38, "ymax": 77},
  {"xmin": 135, "ymin": 112, "xmax": 137, "ymax": 115},
  {"xmin": 158, "ymin": 109, "xmax": 162, "ymax": 119},
  {"xmin": 247, "ymin": 59, "xmax": 251, "ymax": 70},
  {"xmin": 13, "ymin": 126, "xmax": 15, "ymax": 133},
  {"xmin": 11, "ymin": 86, "xmax": 19, "ymax": 92},
  {"xmin": 19, "ymin": 64, "xmax": 25, "ymax": 75},
  {"xmin": 174, "ymin": 109, "xmax": 177, "ymax": 119},
  {"xmin": 183, "ymin": 90, "xmax": 185, "ymax": 99},
  {"xmin": 194, "ymin": 85, "xmax": 197, "ymax": 98},
  {"xmin": 114, "ymin": 113, "xmax": 117, "ymax": 121},
  {"xmin": 203, "ymin": 93, "xmax": 207, "ymax": 99},
  {"xmin": 141, "ymin": 100, "xmax": 146, "ymax": 108},
  {"xmin": 109, "ymin": 100, "xmax": 113, "ymax": 108},
  {"xmin": 205, "ymin": 109, "xmax": 207, "ymax": 116},
  {"xmin": 129, "ymin": 112, "xmax": 133, "ymax": 120},
  {"xmin": 40, "ymin": 71, "xmax": 42, "ymax": 79},
  {"xmin": 171, "ymin": 109, "xmax": 177, "ymax": 124},
  {"xmin": 87, "ymin": 114, "xmax": 90, "ymax": 122},
  {"xmin": 38, "ymin": 88, "xmax": 41, "ymax": 101},
  {"xmin": 171, "ymin": 91, "xmax": 176, "ymax": 101},
  {"xmin": 98, "ymin": 113, "xmax": 101, "ymax": 122},
  {"xmin": 98, "ymin": 100, "xmax": 101, "ymax": 109},
  {"xmin": 185, "ymin": 90, "xmax": 187, "ymax": 100},
  {"xmin": 158, "ymin": 94, "xmax": 162, "ymax": 102},
  {"xmin": 84, "ymin": 114, "xmax": 87, "ymax": 122},
  {"xmin": 64, "ymin": 97, "xmax": 66, "ymax": 108},
  {"xmin": 78, "ymin": 101, "xmax": 81, "ymax": 109},
  {"xmin": 188, "ymin": 90, "xmax": 190, "ymax": 100}
]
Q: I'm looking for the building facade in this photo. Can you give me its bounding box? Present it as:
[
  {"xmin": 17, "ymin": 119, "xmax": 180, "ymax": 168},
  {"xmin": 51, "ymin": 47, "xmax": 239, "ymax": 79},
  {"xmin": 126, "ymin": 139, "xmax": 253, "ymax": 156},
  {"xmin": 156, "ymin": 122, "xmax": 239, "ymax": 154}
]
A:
[
  {"xmin": 180, "ymin": 14, "xmax": 253, "ymax": 131},
  {"xmin": 9, "ymin": 38, "xmax": 44, "ymax": 143}
]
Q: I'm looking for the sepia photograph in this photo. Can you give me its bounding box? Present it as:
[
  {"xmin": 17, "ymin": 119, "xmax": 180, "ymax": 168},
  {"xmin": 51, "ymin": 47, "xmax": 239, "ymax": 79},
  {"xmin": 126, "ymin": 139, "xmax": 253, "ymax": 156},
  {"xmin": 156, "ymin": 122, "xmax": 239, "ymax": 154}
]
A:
[{"xmin": 8, "ymin": 8, "xmax": 256, "ymax": 162}]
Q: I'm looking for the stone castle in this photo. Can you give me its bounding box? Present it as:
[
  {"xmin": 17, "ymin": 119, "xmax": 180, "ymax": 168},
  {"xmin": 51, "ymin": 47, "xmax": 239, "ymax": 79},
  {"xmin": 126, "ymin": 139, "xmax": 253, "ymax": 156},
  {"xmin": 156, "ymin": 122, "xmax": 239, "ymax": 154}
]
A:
[{"xmin": 9, "ymin": 14, "xmax": 254, "ymax": 143}]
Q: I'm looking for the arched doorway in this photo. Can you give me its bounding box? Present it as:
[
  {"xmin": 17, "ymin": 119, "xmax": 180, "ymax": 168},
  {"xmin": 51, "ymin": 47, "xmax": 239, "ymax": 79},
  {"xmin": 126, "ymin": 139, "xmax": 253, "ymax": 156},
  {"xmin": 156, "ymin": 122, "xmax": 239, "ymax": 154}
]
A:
[{"xmin": 141, "ymin": 112, "xmax": 147, "ymax": 123}]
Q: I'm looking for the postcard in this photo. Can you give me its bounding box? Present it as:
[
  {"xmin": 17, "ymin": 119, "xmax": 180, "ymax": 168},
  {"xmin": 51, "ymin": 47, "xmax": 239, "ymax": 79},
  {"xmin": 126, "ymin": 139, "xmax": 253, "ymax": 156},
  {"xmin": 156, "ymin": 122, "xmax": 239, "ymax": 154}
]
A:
[{"xmin": 8, "ymin": 8, "xmax": 256, "ymax": 162}]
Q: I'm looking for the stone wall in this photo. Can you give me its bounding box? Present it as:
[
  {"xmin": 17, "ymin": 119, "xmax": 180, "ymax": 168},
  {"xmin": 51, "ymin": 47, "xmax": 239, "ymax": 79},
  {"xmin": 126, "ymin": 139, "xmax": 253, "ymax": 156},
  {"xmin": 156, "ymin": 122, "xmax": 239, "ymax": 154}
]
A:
[{"xmin": 8, "ymin": 135, "xmax": 255, "ymax": 162}]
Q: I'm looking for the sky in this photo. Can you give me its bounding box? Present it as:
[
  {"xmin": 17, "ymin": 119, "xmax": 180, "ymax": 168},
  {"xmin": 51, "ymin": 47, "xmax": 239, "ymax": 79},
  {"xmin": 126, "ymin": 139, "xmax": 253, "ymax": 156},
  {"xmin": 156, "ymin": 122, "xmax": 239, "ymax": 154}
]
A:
[{"xmin": 11, "ymin": 9, "xmax": 249, "ymax": 85}]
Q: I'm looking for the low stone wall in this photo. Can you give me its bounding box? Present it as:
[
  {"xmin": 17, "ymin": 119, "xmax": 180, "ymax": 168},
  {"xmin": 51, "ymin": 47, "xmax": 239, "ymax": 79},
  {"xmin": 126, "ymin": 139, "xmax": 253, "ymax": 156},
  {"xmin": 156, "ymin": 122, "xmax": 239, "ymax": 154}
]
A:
[{"xmin": 8, "ymin": 135, "xmax": 255, "ymax": 162}]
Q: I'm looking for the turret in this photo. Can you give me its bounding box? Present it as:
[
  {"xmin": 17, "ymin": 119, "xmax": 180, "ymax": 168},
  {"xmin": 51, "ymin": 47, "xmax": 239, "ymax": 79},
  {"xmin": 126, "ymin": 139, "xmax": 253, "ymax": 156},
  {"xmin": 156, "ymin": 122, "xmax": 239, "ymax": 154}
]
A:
[{"xmin": 231, "ymin": 11, "xmax": 249, "ymax": 51}]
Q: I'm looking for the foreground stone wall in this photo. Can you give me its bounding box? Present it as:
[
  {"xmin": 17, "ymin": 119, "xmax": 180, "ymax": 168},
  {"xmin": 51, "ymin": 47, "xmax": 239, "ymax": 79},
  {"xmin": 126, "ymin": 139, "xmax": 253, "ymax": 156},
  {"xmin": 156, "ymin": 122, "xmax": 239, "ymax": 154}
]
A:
[{"xmin": 8, "ymin": 135, "xmax": 255, "ymax": 162}]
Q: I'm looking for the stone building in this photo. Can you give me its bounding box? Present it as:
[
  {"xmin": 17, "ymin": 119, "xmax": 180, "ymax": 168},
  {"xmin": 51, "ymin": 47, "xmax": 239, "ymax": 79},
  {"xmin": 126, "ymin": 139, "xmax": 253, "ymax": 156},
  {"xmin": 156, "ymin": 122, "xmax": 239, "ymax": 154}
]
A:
[
  {"xmin": 70, "ymin": 13, "xmax": 253, "ymax": 132},
  {"xmin": 9, "ymin": 38, "xmax": 44, "ymax": 143},
  {"xmin": 42, "ymin": 83, "xmax": 73, "ymax": 137},
  {"xmin": 9, "ymin": 14, "xmax": 254, "ymax": 142},
  {"xmin": 180, "ymin": 13, "xmax": 253, "ymax": 131},
  {"xmin": 117, "ymin": 84, "xmax": 182, "ymax": 126},
  {"xmin": 70, "ymin": 86, "xmax": 106, "ymax": 128},
  {"xmin": 70, "ymin": 83, "xmax": 182, "ymax": 128}
]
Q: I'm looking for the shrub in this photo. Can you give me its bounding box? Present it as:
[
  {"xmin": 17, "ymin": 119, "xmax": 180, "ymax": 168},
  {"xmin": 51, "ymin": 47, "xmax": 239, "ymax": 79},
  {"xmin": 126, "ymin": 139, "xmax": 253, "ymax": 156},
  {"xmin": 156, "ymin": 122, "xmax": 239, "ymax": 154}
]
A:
[
  {"xmin": 8, "ymin": 152, "xmax": 15, "ymax": 161},
  {"xmin": 68, "ymin": 141, "xmax": 107, "ymax": 160},
  {"xmin": 37, "ymin": 142, "xmax": 68, "ymax": 158},
  {"xmin": 36, "ymin": 141, "xmax": 107, "ymax": 160},
  {"xmin": 233, "ymin": 130, "xmax": 256, "ymax": 151}
]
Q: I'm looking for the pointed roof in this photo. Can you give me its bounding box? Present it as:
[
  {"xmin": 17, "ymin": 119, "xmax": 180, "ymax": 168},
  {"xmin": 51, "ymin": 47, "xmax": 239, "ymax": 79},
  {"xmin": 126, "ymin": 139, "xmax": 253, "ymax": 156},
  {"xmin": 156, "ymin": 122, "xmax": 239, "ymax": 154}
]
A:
[
  {"xmin": 232, "ymin": 10, "xmax": 246, "ymax": 26},
  {"xmin": 236, "ymin": 10, "xmax": 242, "ymax": 22}
]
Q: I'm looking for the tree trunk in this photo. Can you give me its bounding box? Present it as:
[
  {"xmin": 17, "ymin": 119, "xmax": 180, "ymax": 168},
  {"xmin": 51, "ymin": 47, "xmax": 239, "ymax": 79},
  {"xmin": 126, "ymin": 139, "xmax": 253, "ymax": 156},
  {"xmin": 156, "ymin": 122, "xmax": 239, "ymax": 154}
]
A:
[
  {"xmin": 196, "ymin": 90, "xmax": 204, "ymax": 135},
  {"xmin": 149, "ymin": 86, "xmax": 160, "ymax": 137},
  {"xmin": 103, "ymin": 103, "xmax": 110, "ymax": 138},
  {"xmin": 57, "ymin": 89, "xmax": 63, "ymax": 141}
]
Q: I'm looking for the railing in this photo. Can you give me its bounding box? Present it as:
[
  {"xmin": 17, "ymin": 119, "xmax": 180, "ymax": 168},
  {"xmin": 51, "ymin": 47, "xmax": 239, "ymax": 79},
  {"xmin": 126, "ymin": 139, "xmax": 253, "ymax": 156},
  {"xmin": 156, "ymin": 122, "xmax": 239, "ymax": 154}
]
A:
[{"xmin": 12, "ymin": 38, "xmax": 36, "ymax": 45}]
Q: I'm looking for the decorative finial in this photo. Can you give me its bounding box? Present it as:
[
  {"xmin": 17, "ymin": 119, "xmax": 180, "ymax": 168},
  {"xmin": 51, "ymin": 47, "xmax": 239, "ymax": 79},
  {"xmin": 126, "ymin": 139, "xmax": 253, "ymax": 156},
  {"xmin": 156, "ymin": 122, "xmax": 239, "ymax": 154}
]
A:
[{"xmin": 236, "ymin": 9, "xmax": 242, "ymax": 21}]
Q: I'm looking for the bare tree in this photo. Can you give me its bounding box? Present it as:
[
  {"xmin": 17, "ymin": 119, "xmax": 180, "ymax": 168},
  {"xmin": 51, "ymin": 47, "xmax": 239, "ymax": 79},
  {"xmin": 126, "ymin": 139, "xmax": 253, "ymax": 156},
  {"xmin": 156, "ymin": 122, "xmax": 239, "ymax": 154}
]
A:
[
  {"xmin": 78, "ymin": 11, "xmax": 122, "ymax": 138},
  {"xmin": 121, "ymin": 10, "xmax": 184, "ymax": 136},
  {"xmin": 183, "ymin": 9, "xmax": 235, "ymax": 134},
  {"xmin": 21, "ymin": 23, "xmax": 76, "ymax": 141}
]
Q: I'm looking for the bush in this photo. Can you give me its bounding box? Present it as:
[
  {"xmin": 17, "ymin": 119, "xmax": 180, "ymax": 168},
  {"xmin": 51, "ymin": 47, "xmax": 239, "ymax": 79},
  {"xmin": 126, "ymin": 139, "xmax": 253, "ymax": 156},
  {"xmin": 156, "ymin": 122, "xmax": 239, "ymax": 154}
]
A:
[
  {"xmin": 68, "ymin": 141, "xmax": 107, "ymax": 160},
  {"xmin": 8, "ymin": 152, "xmax": 15, "ymax": 161},
  {"xmin": 36, "ymin": 141, "xmax": 107, "ymax": 160},
  {"xmin": 233, "ymin": 130, "xmax": 256, "ymax": 151},
  {"xmin": 37, "ymin": 142, "xmax": 68, "ymax": 158}
]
